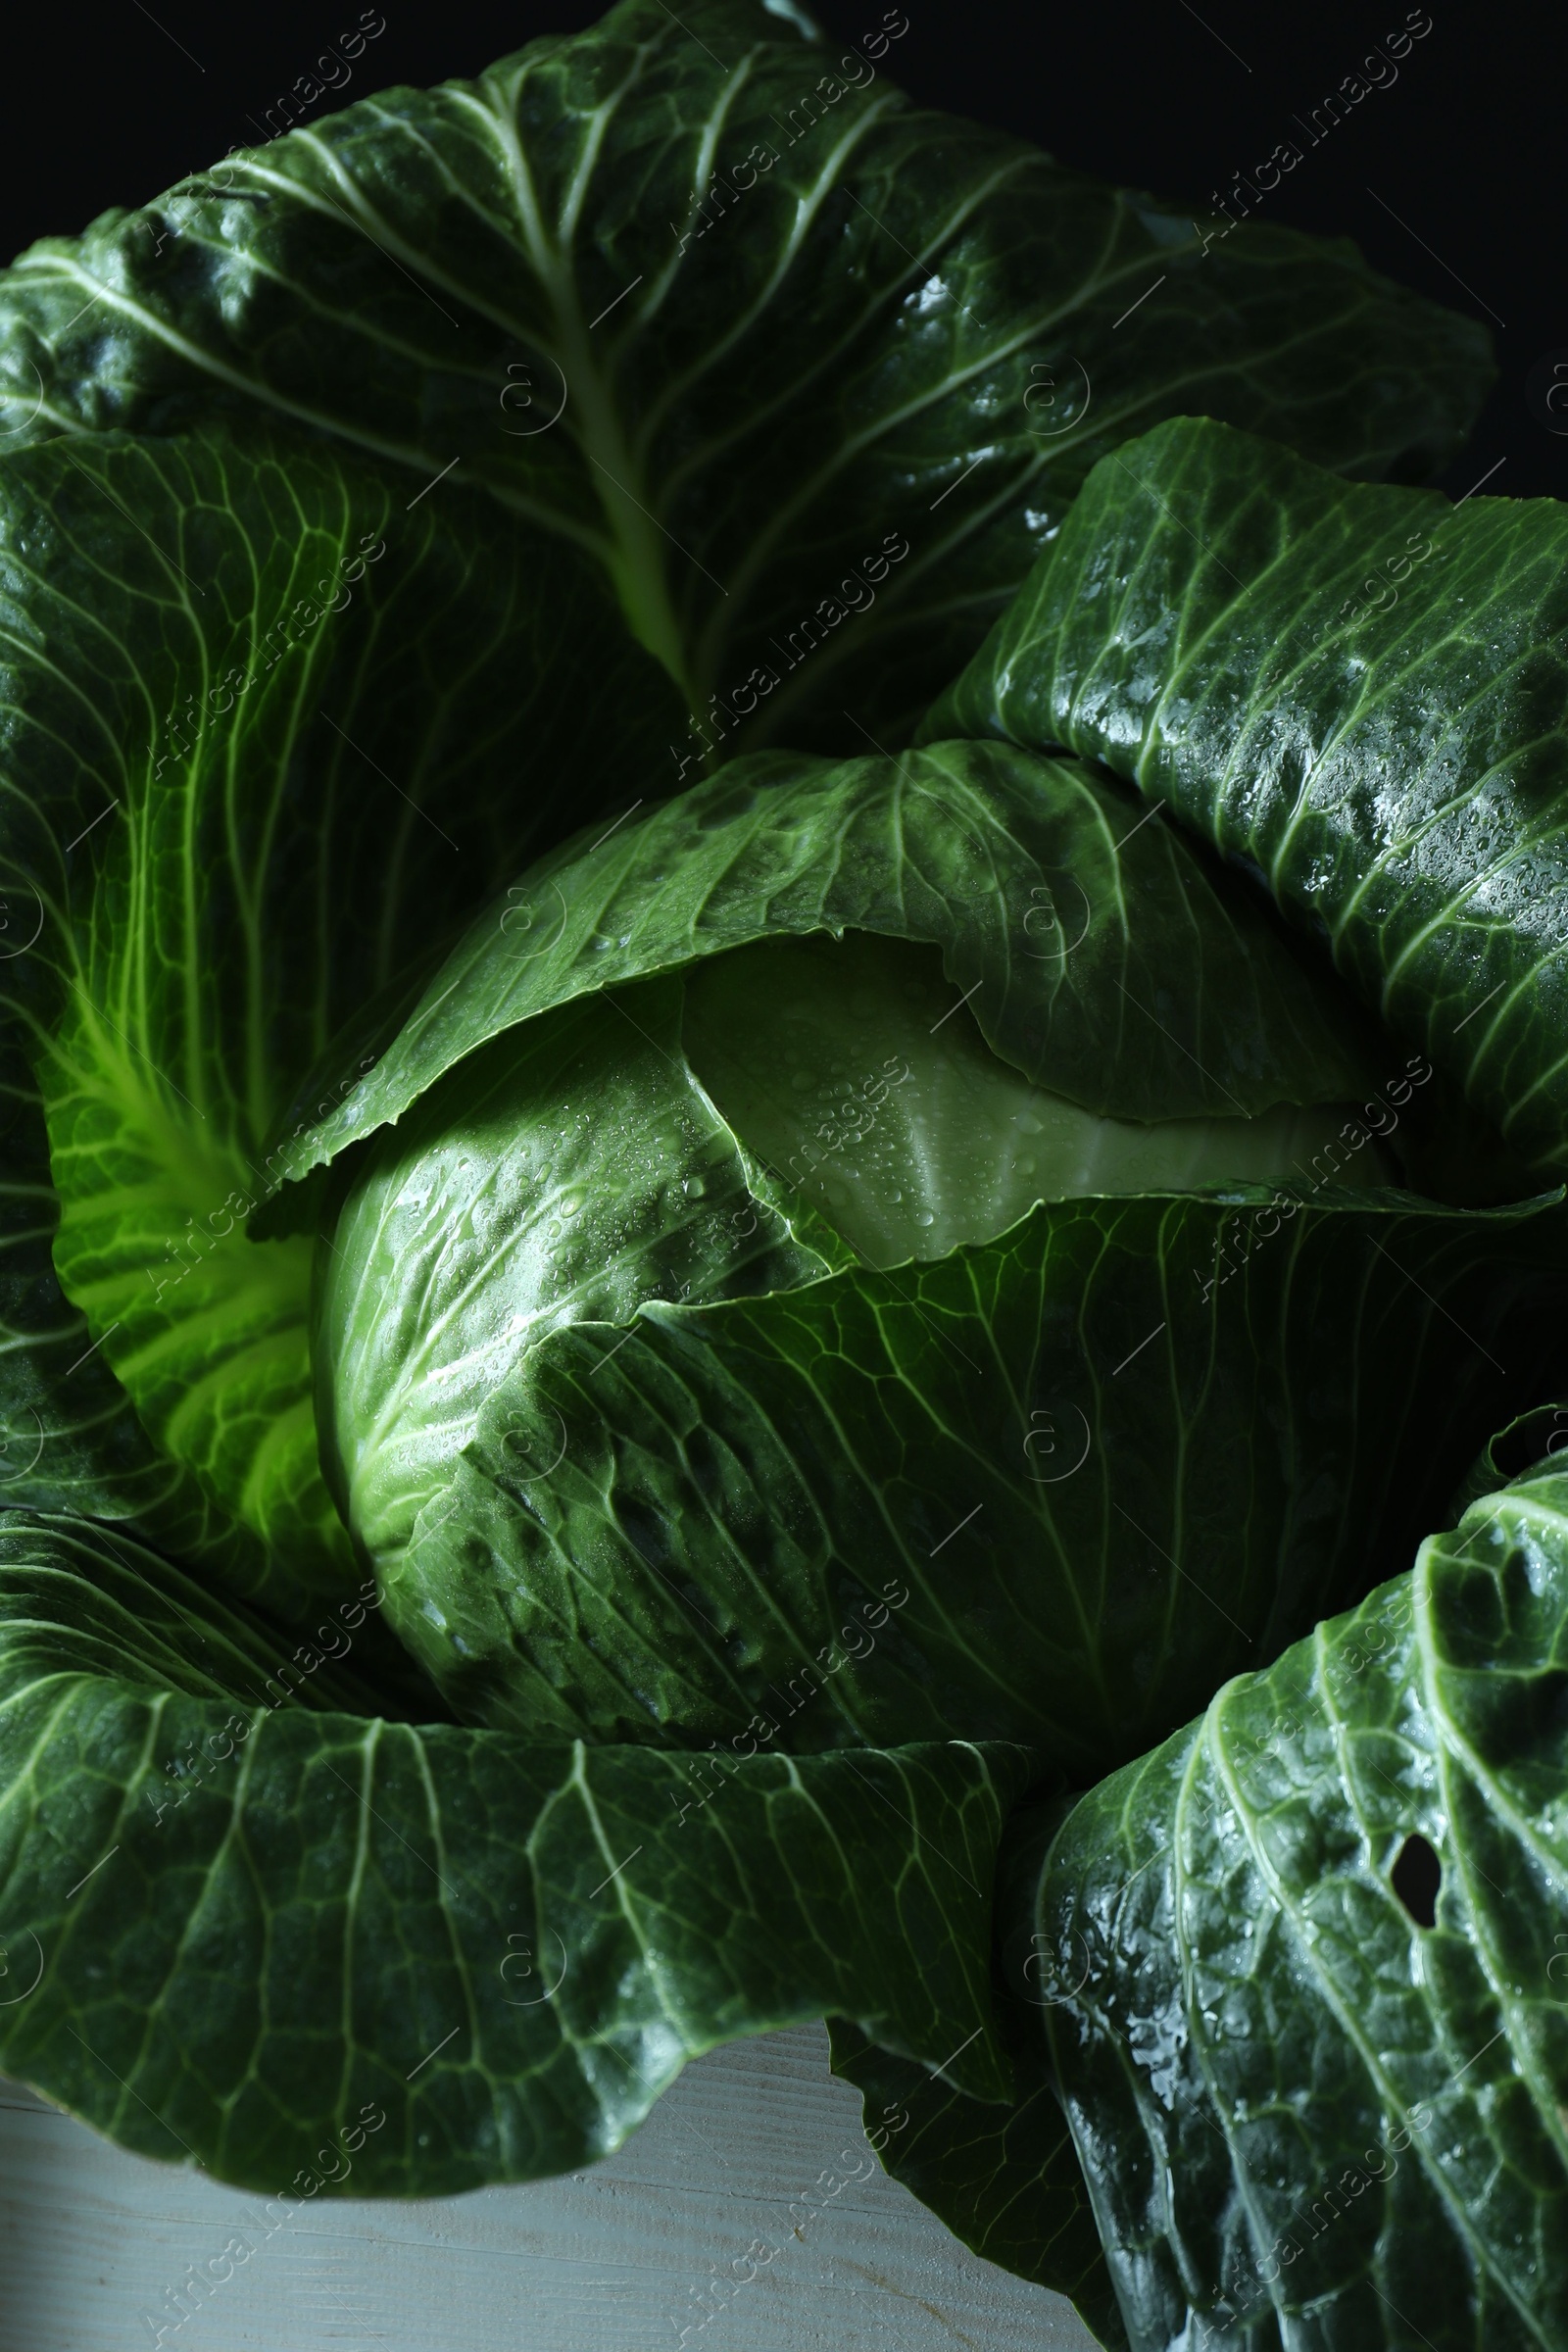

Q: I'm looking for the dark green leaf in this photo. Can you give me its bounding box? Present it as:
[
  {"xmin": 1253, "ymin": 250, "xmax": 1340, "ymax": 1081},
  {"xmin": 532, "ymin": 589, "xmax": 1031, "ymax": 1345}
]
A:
[
  {"xmin": 1028, "ymin": 1465, "xmax": 1568, "ymax": 2351},
  {"xmin": 920, "ymin": 415, "xmax": 1568, "ymax": 1180},
  {"xmin": 0, "ymin": 1506, "xmax": 1030, "ymax": 2192},
  {"xmin": 0, "ymin": 2, "xmax": 1491, "ymax": 748}
]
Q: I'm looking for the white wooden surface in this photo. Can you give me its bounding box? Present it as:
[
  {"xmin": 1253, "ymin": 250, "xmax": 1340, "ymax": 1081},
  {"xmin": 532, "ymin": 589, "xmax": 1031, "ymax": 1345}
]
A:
[{"xmin": 0, "ymin": 2022, "xmax": 1097, "ymax": 2350}]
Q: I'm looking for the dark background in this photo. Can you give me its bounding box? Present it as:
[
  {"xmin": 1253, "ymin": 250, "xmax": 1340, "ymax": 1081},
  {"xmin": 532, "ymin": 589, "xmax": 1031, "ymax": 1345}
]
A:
[{"xmin": 0, "ymin": 0, "xmax": 1557, "ymax": 497}]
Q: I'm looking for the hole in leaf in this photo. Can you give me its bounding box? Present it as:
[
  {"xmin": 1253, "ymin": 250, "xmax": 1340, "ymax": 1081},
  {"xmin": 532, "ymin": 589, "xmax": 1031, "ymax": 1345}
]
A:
[
  {"xmin": 1391, "ymin": 1834, "xmax": 1442, "ymax": 1929},
  {"xmin": 1491, "ymin": 1403, "xmax": 1568, "ymax": 1479}
]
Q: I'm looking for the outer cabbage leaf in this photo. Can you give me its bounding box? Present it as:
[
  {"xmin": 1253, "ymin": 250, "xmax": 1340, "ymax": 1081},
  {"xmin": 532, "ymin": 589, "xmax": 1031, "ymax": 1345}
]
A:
[
  {"xmin": 921, "ymin": 415, "xmax": 1568, "ymax": 1180},
  {"xmin": 0, "ymin": 1506, "xmax": 1030, "ymax": 2192},
  {"xmin": 0, "ymin": 424, "xmax": 679, "ymax": 1620},
  {"xmin": 0, "ymin": 1, "xmax": 1490, "ymax": 747},
  {"xmin": 1028, "ymin": 1468, "xmax": 1568, "ymax": 2352},
  {"xmin": 266, "ymin": 740, "xmax": 1383, "ymax": 1206}
]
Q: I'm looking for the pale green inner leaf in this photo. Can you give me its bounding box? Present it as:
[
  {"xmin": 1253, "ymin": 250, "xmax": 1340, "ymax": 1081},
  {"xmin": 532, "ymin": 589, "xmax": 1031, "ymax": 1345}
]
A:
[
  {"xmin": 683, "ymin": 930, "xmax": 1390, "ymax": 1267},
  {"xmin": 318, "ymin": 977, "xmax": 843, "ymax": 1573}
]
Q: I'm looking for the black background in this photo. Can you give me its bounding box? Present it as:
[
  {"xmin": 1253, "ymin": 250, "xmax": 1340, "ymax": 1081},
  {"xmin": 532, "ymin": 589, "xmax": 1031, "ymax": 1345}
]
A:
[{"xmin": 0, "ymin": 0, "xmax": 1557, "ymax": 497}]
